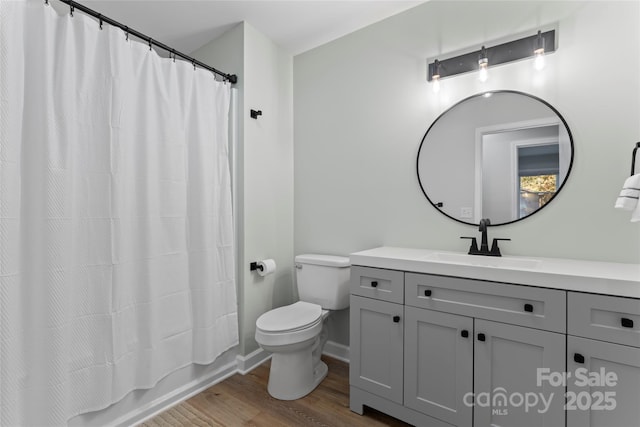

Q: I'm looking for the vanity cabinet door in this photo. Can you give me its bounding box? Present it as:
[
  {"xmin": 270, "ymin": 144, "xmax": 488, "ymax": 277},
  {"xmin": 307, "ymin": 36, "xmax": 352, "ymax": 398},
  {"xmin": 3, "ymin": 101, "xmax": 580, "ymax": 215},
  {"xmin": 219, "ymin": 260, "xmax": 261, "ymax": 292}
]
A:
[
  {"xmin": 474, "ymin": 319, "xmax": 566, "ymax": 427},
  {"xmin": 404, "ymin": 307, "xmax": 473, "ymax": 427},
  {"xmin": 567, "ymin": 336, "xmax": 640, "ymax": 427},
  {"xmin": 349, "ymin": 295, "xmax": 404, "ymax": 404}
]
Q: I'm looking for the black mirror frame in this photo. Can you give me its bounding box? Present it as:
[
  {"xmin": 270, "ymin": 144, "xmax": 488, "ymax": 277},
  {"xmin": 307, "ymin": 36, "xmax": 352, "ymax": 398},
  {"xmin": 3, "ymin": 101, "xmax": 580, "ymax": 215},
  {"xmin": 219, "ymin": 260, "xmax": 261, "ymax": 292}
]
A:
[{"xmin": 416, "ymin": 90, "xmax": 575, "ymax": 227}]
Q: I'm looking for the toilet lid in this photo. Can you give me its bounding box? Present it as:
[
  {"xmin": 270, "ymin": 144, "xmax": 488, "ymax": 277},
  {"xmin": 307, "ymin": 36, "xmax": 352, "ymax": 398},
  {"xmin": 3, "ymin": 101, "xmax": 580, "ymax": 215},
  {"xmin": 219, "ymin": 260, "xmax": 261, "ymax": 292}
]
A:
[{"xmin": 256, "ymin": 301, "xmax": 322, "ymax": 333}]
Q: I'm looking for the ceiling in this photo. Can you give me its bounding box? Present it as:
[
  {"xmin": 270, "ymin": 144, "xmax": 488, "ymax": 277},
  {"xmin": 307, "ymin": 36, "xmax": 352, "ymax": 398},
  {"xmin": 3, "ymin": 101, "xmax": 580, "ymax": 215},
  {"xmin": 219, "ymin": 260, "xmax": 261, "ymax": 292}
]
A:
[{"xmin": 52, "ymin": 0, "xmax": 425, "ymax": 56}]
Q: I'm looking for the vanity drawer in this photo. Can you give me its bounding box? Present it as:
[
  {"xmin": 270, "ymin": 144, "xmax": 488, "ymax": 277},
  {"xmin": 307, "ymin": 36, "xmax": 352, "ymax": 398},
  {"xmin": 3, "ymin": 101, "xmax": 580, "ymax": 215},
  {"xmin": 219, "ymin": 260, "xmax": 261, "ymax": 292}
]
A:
[
  {"xmin": 405, "ymin": 273, "xmax": 566, "ymax": 333},
  {"xmin": 568, "ymin": 292, "xmax": 640, "ymax": 348},
  {"xmin": 350, "ymin": 266, "xmax": 404, "ymax": 303}
]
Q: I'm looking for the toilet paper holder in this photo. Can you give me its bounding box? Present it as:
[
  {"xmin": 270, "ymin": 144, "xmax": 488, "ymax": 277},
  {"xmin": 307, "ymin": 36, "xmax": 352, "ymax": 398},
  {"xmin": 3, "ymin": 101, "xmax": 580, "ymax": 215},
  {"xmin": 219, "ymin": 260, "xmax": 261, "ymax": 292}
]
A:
[
  {"xmin": 249, "ymin": 262, "xmax": 263, "ymax": 272},
  {"xmin": 250, "ymin": 259, "xmax": 277, "ymax": 276}
]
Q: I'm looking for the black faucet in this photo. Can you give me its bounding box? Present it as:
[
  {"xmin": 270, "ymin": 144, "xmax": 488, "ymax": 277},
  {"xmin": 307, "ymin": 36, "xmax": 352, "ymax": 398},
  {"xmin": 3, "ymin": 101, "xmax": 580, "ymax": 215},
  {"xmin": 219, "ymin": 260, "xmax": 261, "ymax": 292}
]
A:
[
  {"xmin": 478, "ymin": 218, "xmax": 491, "ymax": 253},
  {"xmin": 460, "ymin": 218, "xmax": 510, "ymax": 257}
]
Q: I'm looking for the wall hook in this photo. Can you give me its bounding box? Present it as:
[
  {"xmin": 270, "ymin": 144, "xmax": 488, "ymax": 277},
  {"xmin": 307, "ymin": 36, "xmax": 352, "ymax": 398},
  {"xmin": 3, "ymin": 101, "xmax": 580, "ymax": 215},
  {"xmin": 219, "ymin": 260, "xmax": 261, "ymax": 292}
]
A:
[{"xmin": 250, "ymin": 109, "xmax": 262, "ymax": 119}]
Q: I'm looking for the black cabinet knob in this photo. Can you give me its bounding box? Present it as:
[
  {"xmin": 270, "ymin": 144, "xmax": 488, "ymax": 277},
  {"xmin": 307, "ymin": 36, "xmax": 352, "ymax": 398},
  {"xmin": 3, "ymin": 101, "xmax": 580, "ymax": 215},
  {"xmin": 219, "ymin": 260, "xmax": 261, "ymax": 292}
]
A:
[
  {"xmin": 477, "ymin": 333, "xmax": 486, "ymax": 342},
  {"xmin": 574, "ymin": 353, "xmax": 585, "ymax": 364},
  {"xmin": 524, "ymin": 303, "xmax": 534, "ymax": 313},
  {"xmin": 371, "ymin": 281, "xmax": 378, "ymax": 288},
  {"xmin": 424, "ymin": 289, "xmax": 432, "ymax": 297},
  {"xmin": 461, "ymin": 330, "xmax": 469, "ymax": 338},
  {"xmin": 393, "ymin": 315, "xmax": 400, "ymax": 323},
  {"xmin": 621, "ymin": 318, "xmax": 634, "ymax": 328}
]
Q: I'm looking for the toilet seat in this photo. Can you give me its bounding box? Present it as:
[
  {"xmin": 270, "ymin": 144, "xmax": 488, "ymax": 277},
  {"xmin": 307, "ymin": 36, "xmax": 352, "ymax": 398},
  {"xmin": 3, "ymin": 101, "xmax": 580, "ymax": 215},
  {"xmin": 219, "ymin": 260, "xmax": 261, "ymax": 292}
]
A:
[
  {"xmin": 256, "ymin": 301, "xmax": 322, "ymax": 333},
  {"xmin": 255, "ymin": 301, "xmax": 324, "ymax": 347}
]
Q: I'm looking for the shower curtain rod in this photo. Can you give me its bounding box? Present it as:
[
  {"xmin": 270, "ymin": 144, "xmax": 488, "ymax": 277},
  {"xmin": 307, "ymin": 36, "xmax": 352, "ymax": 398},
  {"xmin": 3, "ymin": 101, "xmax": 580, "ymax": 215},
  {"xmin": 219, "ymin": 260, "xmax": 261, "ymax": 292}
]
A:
[{"xmin": 50, "ymin": 0, "xmax": 238, "ymax": 84}]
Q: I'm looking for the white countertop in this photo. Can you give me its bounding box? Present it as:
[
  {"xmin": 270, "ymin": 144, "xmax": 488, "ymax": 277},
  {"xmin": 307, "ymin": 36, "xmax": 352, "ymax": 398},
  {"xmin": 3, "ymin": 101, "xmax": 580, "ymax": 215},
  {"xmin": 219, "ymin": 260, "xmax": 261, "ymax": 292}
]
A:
[{"xmin": 350, "ymin": 247, "xmax": 640, "ymax": 298}]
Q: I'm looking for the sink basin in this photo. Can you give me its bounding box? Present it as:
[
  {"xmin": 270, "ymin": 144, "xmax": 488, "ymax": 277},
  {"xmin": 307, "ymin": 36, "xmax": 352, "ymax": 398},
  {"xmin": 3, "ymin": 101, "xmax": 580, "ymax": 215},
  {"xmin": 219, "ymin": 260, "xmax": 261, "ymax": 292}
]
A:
[{"xmin": 423, "ymin": 252, "xmax": 541, "ymax": 269}]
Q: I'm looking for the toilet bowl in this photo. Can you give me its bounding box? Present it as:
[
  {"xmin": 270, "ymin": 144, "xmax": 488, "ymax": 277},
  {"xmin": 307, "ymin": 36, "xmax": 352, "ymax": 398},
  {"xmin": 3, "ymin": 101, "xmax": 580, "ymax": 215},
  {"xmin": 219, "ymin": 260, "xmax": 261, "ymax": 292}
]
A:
[
  {"xmin": 255, "ymin": 254, "xmax": 350, "ymax": 400},
  {"xmin": 256, "ymin": 301, "xmax": 329, "ymax": 400}
]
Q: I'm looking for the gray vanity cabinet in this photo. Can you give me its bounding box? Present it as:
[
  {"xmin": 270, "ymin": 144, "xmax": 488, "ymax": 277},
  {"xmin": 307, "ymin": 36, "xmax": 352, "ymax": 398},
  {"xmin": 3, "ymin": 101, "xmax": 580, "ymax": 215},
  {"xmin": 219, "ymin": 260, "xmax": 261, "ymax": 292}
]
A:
[
  {"xmin": 404, "ymin": 273, "xmax": 566, "ymax": 427},
  {"xmin": 566, "ymin": 336, "xmax": 640, "ymax": 427},
  {"xmin": 349, "ymin": 294, "xmax": 404, "ymax": 404},
  {"xmin": 349, "ymin": 264, "xmax": 640, "ymax": 426},
  {"xmin": 404, "ymin": 307, "xmax": 473, "ymax": 426},
  {"xmin": 349, "ymin": 248, "xmax": 640, "ymax": 426},
  {"xmin": 403, "ymin": 310, "xmax": 566, "ymax": 427},
  {"xmin": 349, "ymin": 266, "xmax": 405, "ymax": 406},
  {"xmin": 474, "ymin": 319, "xmax": 566, "ymax": 427},
  {"xmin": 566, "ymin": 292, "xmax": 640, "ymax": 427}
]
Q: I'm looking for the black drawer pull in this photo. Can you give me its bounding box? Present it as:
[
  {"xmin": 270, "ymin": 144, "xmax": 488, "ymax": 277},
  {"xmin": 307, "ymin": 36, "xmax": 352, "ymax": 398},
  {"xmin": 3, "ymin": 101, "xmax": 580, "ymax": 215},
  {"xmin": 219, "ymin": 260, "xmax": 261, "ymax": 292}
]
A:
[
  {"xmin": 393, "ymin": 315, "xmax": 400, "ymax": 323},
  {"xmin": 477, "ymin": 333, "xmax": 486, "ymax": 342},
  {"xmin": 524, "ymin": 303, "xmax": 534, "ymax": 313},
  {"xmin": 574, "ymin": 353, "xmax": 585, "ymax": 364},
  {"xmin": 424, "ymin": 289, "xmax": 432, "ymax": 297},
  {"xmin": 371, "ymin": 281, "xmax": 378, "ymax": 288},
  {"xmin": 461, "ymin": 330, "xmax": 469, "ymax": 338},
  {"xmin": 621, "ymin": 318, "xmax": 634, "ymax": 328}
]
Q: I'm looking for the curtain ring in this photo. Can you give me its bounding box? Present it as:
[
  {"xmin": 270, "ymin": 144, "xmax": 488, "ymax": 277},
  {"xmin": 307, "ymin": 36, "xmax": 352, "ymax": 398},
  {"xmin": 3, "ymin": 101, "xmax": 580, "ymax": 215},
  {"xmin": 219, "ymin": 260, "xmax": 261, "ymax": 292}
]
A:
[
  {"xmin": 69, "ymin": 2, "xmax": 74, "ymax": 16},
  {"xmin": 148, "ymin": 38, "xmax": 153, "ymax": 51},
  {"xmin": 98, "ymin": 14, "xmax": 103, "ymax": 30},
  {"xmin": 172, "ymin": 50, "xmax": 176, "ymax": 63},
  {"xmin": 44, "ymin": 0, "xmax": 49, "ymax": 6},
  {"xmin": 192, "ymin": 59, "xmax": 196, "ymax": 71},
  {"xmin": 125, "ymin": 26, "xmax": 129, "ymax": 41}
]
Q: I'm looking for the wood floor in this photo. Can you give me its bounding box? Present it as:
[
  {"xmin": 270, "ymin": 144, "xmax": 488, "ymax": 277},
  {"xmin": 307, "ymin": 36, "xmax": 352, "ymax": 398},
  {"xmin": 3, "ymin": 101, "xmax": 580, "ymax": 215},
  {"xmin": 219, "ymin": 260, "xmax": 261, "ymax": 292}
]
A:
[{"xmin": 141, "ymin": 356, "xmax": 411, "ymax": 427}]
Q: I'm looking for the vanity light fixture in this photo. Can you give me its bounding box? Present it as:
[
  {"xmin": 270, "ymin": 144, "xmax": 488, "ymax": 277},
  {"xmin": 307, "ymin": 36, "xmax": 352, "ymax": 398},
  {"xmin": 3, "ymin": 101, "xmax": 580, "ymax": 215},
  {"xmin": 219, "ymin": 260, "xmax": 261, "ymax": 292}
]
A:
[
  {"xmin": 478, "ymin": 46, "xmax": 489, "ymax": 82},
  {"xmin": 427, "ymin": 29, "xmax": 556, "ymax": 86}
]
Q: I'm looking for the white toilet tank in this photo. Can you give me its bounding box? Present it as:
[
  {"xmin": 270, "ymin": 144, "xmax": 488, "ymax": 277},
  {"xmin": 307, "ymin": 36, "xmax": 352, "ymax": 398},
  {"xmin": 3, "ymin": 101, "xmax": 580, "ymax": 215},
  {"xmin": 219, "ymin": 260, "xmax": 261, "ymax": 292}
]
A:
[{"xmin": 295, "ymin": 254, "xmax": 350, "ymax": 310}]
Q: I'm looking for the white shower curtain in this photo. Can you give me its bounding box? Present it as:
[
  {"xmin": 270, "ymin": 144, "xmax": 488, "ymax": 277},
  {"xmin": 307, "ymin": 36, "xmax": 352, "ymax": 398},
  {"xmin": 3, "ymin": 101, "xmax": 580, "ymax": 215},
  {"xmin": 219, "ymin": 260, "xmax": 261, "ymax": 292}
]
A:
[{"xmin": 0, "ymin": 1, "xmax": 238, "ymax": 425}]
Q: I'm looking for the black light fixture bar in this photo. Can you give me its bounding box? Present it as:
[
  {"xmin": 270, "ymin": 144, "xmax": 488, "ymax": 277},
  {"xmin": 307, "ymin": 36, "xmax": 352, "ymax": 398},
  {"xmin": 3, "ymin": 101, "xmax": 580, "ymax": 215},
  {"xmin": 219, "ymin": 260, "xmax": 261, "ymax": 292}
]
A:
[
  {"xmin": 53, "ymin": 0, "xmax": 238, "ymax": 84},
  {"xmin": 427, "ymin": 30, "xmax": 555, "ymax": 82}
]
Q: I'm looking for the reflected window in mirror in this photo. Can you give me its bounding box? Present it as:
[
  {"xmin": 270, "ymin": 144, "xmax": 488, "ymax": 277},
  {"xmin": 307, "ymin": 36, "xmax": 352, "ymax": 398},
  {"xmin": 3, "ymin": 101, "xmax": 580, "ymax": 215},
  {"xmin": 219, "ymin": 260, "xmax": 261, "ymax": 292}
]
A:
[{"xmin": 518, "ymin": 143, "xmax": 559, "ymax": 218}]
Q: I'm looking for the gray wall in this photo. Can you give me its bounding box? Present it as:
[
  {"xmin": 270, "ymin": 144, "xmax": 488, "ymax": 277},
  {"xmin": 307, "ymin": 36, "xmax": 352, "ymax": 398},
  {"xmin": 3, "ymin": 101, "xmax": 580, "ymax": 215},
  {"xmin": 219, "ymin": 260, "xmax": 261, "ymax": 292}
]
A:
[
  {"xmin": 194, "ymin": 22, "xmax": 294, "ymax": 356},
  {"xmin": 294, "ymin": 1, "xmax": 640, "ymax": 346}
]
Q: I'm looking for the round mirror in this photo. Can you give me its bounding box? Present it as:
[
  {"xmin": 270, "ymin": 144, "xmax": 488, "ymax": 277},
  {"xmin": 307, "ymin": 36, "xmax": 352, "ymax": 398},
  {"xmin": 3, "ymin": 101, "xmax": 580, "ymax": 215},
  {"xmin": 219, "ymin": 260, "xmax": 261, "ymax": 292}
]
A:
[{"xmin": 417, "ymin": 90, "xmax": 574, "ymax": 226}]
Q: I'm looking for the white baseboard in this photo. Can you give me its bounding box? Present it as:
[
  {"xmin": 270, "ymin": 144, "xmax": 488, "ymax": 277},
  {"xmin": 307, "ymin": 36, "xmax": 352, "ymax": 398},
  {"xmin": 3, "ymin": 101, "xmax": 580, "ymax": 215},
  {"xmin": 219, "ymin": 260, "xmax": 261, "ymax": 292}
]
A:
[
  {"xmin": 109, "ymin": 344, "xmax": 339, "ymax": 426},
  {"xmin": 236, "ymin": 347, "xmax": 271, "ymax": 374},
  {"xmin": 323, "ymin": 340, "xmax": 350, "ymax": 363},
  {"xmin": 114, "ymin": 358, "xmax": 238, "ymax": 427}
]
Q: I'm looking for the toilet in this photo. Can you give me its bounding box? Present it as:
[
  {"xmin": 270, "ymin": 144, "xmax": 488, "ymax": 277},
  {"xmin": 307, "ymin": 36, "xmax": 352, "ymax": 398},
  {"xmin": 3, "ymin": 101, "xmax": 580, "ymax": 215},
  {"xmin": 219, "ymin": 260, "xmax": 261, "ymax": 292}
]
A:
[{"xmin": 255, "ymin": 254, "xmax": 350, "ymax": 400}]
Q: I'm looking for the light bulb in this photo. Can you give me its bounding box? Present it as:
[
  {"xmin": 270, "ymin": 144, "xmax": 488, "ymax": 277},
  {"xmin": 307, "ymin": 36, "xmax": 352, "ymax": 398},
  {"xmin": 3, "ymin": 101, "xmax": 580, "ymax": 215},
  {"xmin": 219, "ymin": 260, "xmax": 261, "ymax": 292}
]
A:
[
  {"xmin": 478, "ymin": 46, "xmax": 488, "ymax": 83},
  {"xmin": 432, "ymin": 76, "xmax": 441, "ymax": 93},
  {"xmin": 478, "ymin": 60, "xmax": 488, "ymax": 82},
  {"xmin": 534, "ymin": 51, "xmax": 545, "ymax": 70},
  {"xmin": 533, "ymin": 31, "xmax": 545, "ymax": 71},
  {"xmin": 431, "ymin": 59, "xmax": 442, "ymax": 94}
]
